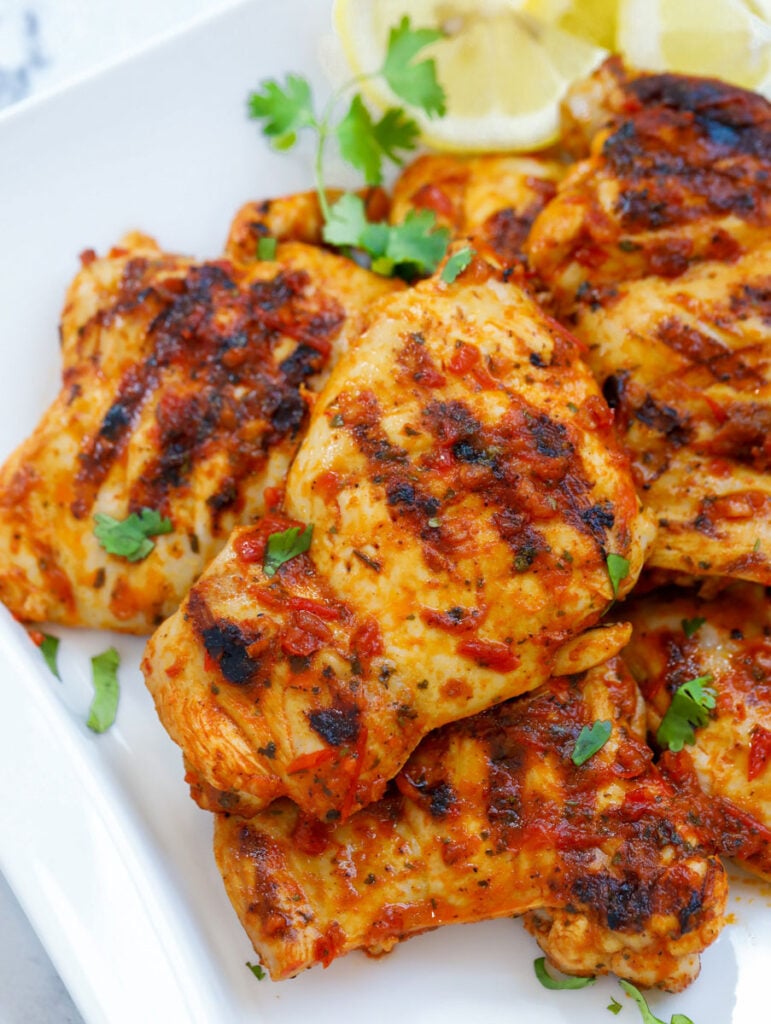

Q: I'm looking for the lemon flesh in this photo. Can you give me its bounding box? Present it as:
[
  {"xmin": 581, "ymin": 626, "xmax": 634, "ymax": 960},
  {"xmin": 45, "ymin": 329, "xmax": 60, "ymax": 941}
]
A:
[{"xmin": 334, "ymin": 0, "xmax": 607, "ymax": 151}]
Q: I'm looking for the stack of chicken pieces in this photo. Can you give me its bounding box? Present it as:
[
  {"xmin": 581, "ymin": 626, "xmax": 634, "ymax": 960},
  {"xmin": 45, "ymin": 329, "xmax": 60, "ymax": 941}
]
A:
[{"xmin": 1, "ymin": 59, "xmax": 768, "ymax": 991}]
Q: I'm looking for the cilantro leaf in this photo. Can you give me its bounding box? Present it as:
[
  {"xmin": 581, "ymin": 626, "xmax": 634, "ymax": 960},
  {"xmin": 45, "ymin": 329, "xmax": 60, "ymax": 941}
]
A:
[
  {"xmin": 40, "ymin": 633, "xmax": 60, "ymax": 680},
  {"xmin": 246, "ymin": 961, "xmax": 266, "ymax": 980},
  {"xmin": 384, "ymin": 208, "xmax": 451, "ymax": 276},
  {"xmin": 571, "ymin": 720, "xmax": 612, "ymax": 766},
  {"xmin": 533, "ymin": 958, "xmax": 596, "ymax": 990},
  {"xmin": 383, "ymin": 16, "xmax": 446, "ymax": 116},
  {"xmin": 323, "ymin": 196, "xmax": 449, "ymax": 278},
  {"xmin": 681, "ymin": 616, "xmax": 706, "ymax": 638},
  {"xmin": 93, "ymin": 508, "xmax": 173, "ymax": 562},
  {"xmin": 257, "ymin": 236, "xmax": 277, "ymax": 260},
  {"xmin": 372, "ymin": 106, "xmax": 421, "ymax": 163},
  {"xmin": 87, "ymin": 647, "xmax": 120, "ymax": 734},
  {"xmin": 336, "ymin": 96, "xmax": 419, "ymax": 185},
  {"xmin": 322, "ymin": 193, "xmax": 371, "ymax": 249},
  {"xmin": 247, "ymin": 74, "xmax": 315, "ymax": 149},
  {"xmin": 606, "ymin": 552, "xmax": 630, "ymax": 598},
  {"xmin": 618, "ymin": 980, "xmax": 694, "ymax": 1024},
  {"xmin": 441, "ymin": 246, "xmax": 475, "ymax": 284},
  {"xmin": 656, "ymin": 674, "xmax": 717, "ymax": 752},
  {"xmin": 264, "ymin": 524, "xmax": 313, "ymax": 577},
  {"xmin": 608, "ymin": 997, "xmax": 623, "ymax": 1015}
]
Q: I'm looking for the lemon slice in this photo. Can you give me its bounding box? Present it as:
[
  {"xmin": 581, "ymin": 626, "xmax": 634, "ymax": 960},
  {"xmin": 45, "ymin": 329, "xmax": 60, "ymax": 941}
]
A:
[
  {"xmin": 617, "ymin": 0, "xmax": 771, "ymax": 96},
  {"xmin": 333, "ymin": 0, "xmax": 607, "ymax": 151}
]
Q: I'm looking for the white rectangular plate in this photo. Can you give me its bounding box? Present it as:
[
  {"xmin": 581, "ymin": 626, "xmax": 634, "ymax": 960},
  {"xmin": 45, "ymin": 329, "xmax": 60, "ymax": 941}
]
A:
[{"xmin": 0, "ymin": 1, "xmax": 768, "ymax": 1021}]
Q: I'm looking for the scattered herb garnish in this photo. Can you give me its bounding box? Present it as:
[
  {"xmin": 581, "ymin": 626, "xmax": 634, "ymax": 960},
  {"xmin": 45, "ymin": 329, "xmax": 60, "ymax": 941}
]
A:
[
  {"xmin": 93, "ymin": 508, "xmax": 172, "ymax": 562},
  {"xmin": 40, "ymin": 633, "xmax": 61, "ymax": 680},
  {"xmin": 263, "ymin": 523, "xmax": 314, "ymax": 577},
  {"xmin": 246, "ymin": 961, "xmax": 266, "ymax": 980},
  {"xmin": 440, "ymin": 246, "xmax": 475, "ymax": 284},
  {"xmin": 608, "ymin": 996, "xmax": 623, "ymax": 1015},
  {"xmin": 656, "ymin": 674, "xmax": 716, "ymax": 752},
  {"xmin": 571, "ymin": 720, "xmax": 612, "ymax": 766},
  {"xmin": 681, "ymin": 616, "xmax": 706, "ymax": 638},
  {"xmin": 618, "ymin": 980, "xmax": 694, "ymax": 1024},
  {"xmin": 533, "ymin": 957, "xmax": 596, "ymax": 990},
  {"xmin": 606, "ymin": 552, "xmax": 630, "ymax": 598},
  {"xmin": 87, "ymin": 647, "xmax": 121, "ymax": 734},
  {"xmin": 247, "ymin": 16, "xmax": 451, "ymax": 278},
  {"xmin": 257, "ymin": 236, "xmax": 277, "ymax": 260}
]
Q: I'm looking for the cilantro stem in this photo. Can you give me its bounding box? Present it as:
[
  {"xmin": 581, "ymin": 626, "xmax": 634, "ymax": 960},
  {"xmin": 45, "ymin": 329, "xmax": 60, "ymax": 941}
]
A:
[{"xmin": 314, "ymin": 72, "xmax": 379, "ymax": 224}]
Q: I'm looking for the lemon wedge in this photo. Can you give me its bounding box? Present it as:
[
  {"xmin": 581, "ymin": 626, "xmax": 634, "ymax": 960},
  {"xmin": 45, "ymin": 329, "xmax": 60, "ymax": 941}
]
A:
[
  {"xmin": 617, "ymin": 0, "xmax": 771, "ymax": 96},
  {"xmin": 333, "ymin": 0, "xmax": 607, "ymax": 151}
]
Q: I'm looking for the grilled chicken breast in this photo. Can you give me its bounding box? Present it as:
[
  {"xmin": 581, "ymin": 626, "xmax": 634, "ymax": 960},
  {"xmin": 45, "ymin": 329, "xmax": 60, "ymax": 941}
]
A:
[
  {"xmin": 0, "ymin": 232, "xmax": 399, "ymax": 632},
  {"xmin": 527, "ymin": 63, "xmax": 771, "ymax": 584},
  {"xmin": 144, "ymin": 256, "xmax": 654, "ymax": 819},
  {"xmin": 213, "ymin": 656, "xmax": 726, "ymax": 988},
  {"xmin": 620, "ymin": 582, "xmax": 771, "ymax": 880},
  {"xmin": 390, "ymin": 153, "xmax": 563, "ymax": 269},
  {"xmin": 528, "ymin": 60, "xmax": 771, "ymax": 312}
]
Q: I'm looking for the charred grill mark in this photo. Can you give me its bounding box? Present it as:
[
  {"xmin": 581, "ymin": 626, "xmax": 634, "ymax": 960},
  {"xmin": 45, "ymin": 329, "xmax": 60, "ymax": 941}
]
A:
[
  {"xmin": 701, "ymin": 403, "xmax": 771, "ymax": 470},
  {"xmin": 634, "ymin": 396, "xmax": 692, "ymax": 447},
  {"xmin": 187, "ymin": 589, "xmax": 263, "ymax": 686},
  {"xmin": 481, "ymin": 178, "xmax": 558, "ymax": 265},
  {"xmin": 656, "ymin": 317, "xmax": 763, "ymax": 387},
  {"xmin": 571, "ymin": 872, "xmax": 653, "ymax": 932},
  {"xmin": 730, "ymin": 280, "xmax": 771, "ymax": 323},
  {"xmin": 308, "ymin": 704, "xmax": 361, "ymax": 747},
  {"xmin": 601, "ymin": 74, "xmax": 771, "ymax": 238},
  {"xmin": 73, "ymin": 262, "xmax": 342, "ymax": 520},
  {"xmin": 579, "ymin": 503, "xmax": 615, "ymax": 546}
]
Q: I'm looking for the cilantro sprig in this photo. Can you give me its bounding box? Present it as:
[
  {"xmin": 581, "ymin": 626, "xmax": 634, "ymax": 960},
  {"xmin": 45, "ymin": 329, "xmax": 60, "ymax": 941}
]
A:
[
  {"xmin": 247, "ymin": 16, "xmax": 450, "ymax": 278},
  {"xmin": 87, "ymin": 647, "xmax": 121, "ymax": 734},
  {"xmin": 40, "ymin": 633, "xmax": 61, "ymax": 680},
  {"xmin": 93, "ymin": 508, "xmax": 173, "ymax": 562},
  {"xmin": 263, "ymin": 523, "xmax": 314, "ymax": 577},
  {"xmin": 533, "ymin": 957, "xmax": 596, "ymax": 990},
  {"xmin": 618, "ymin": 980, "xmax": 694, "ymax": 1024},
  {"xmin": 681, "ymin": 616, "xmax": 706, "ymax": 639},
  {"xmin": 656, "ymin": 674, "xmax": 717, "ymax": 752},
  {"xmin": 606, "ymin": 552, "xmax": 630, "ymax": 599}
]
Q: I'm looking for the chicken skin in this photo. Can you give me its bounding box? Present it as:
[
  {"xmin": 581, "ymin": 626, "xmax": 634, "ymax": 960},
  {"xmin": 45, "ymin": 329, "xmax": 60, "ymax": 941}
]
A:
[
  {"xmin": 213, "ymin": 656, "xmax": 726, "ymax": 988},
  {"xmin": 527, "ymin": 63, "xmax": 771, "ymax": 584},
  {"xmin": 620, "ymin": 582, "xmax": 771, "ymax": 881},
  {"xmin": 0, "ymin": 232, "xmax": 399, "ymax": 632},
  {"xmin": 144, "ymin": 255, "xmax": 654, "ymax": 820},
  {"xmin": 389, "ymin": 153, "xmax": 564, "ymax": 269}
]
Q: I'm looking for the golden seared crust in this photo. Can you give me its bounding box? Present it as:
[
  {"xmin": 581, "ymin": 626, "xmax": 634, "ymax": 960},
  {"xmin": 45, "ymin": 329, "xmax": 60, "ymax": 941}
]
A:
[
  {"xmin": 390, "ymin": 153, "xmax": 564, "ymax": 269},
  {"xmin": 225, "ymin": 188, "xmax": 390, "ymax": 264},
  {"xmin": 528, "ymin": 62, "xmax": 771, "ymax": 311},
  {"xmin": 577, "ymin": 245, "xmax": 771, "ymax": 584},
  {"xmin": 620, "ymin": 583, "xmax": 771, "ymax": 881},
  {"xmin": 213, "ymin": 658, "xmax": 726, "ymax": 988},
  {"xmin": 0, "ymin": 235, "xmax": 399, "ymax": 632},
  {"xmin": 144, "ymin": 259, "xmax": 654, "ymax": 819}
]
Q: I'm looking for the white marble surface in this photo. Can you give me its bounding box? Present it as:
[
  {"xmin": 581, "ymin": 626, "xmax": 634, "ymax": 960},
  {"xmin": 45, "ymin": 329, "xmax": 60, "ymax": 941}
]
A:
[{"xmin": 0, "ymin": 5, "xmax": 232, "ymax": 1019}]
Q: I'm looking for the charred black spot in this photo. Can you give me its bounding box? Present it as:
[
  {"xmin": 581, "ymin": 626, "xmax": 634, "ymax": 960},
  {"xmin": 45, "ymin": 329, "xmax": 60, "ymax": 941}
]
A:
[
  {"xmin": 428, "ymin": 781, "xmax": 456, "ymax": 818},
  {"xmin": 99, "ymin": 402, "xmax": 132, "ymax": 440},
  {"xmin": 279, "ymin": 344, "xmax": 324, "ymax": 385},
  {"xmin": 572, "ymin": 872, "xmax": 652, "ymax": 932},
  {"xmin": 387, "ymin": 481, "xmax": 417, "ymax": 507},
  {"xmin": 602, "ymin": 372, "xmax": 629, "ymax": 410},
  {"xmin": 257, "ymin": 741, "xmax": 277, "ymax": 759},
  {"xmin": 268, "ymin": 388, "xmax": 305, "ymax": 436},
  {"xmin": 579, "ymin": 503, "xmax": 615, "ymax": 543},
  {"xmin": 207, "ymin": 478, "xmax": 238, "ymax": 514},
  {"xmin": 529, "ymin": 351, "xmax": 547, "ymax": 368},
  {"xmin": 528, "ymin": 414, "xmax": 573, "ymax": 459},
  {"xmin": 308, "ymin": 704, "xmax": 361, "ymax": 746},
  {"xmin": 452, "ymin": 440, "xmax": 496, "ymax": 466},
  {"xmin": 202, "ymin": 620, "xmax": 260, "ymax": 685},
  {"xmin": 678, "ymin": 888, "xmax": 704, "ymax": 934}
]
